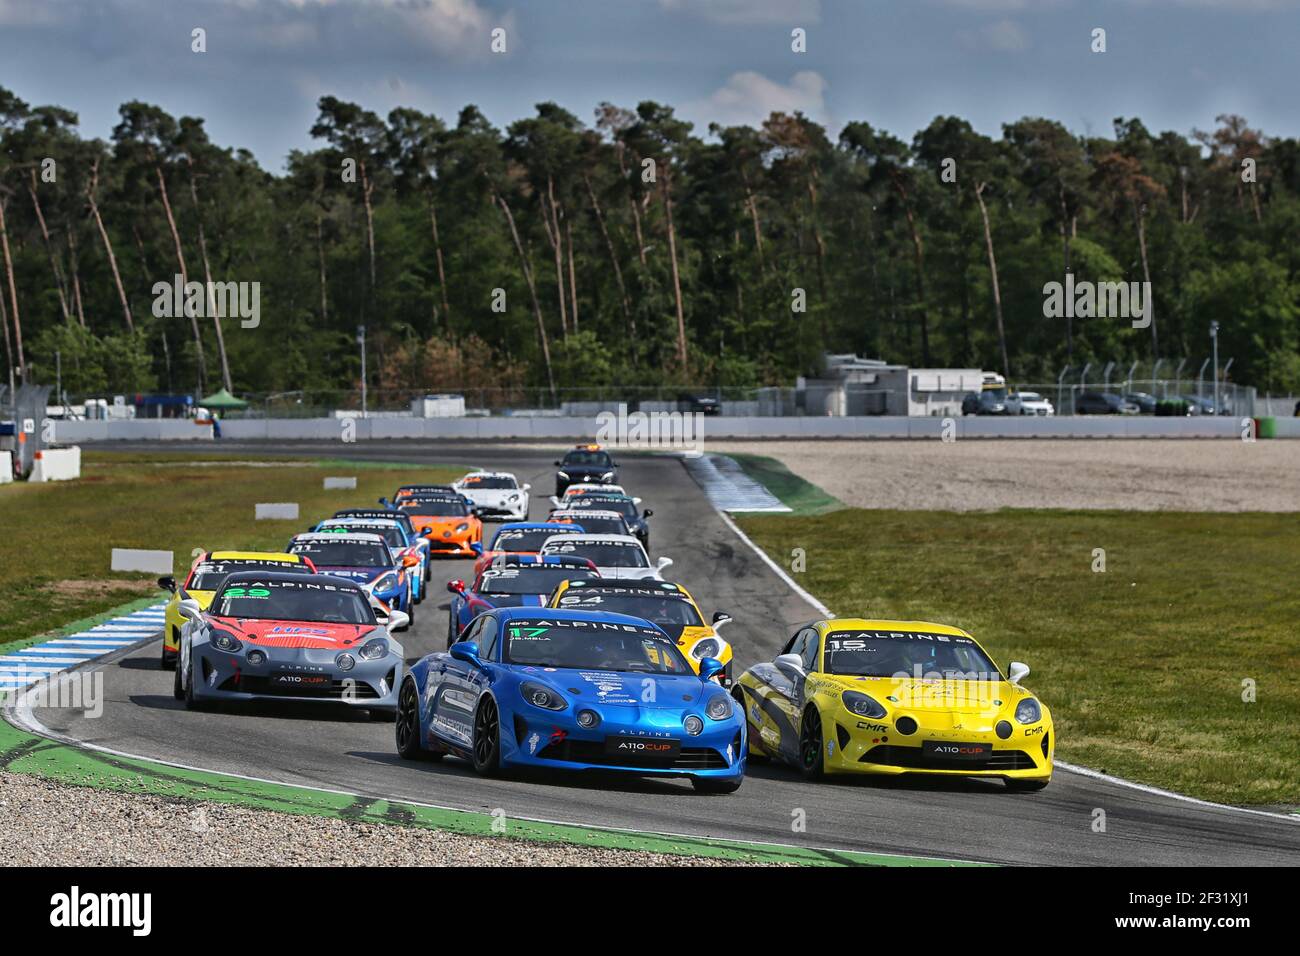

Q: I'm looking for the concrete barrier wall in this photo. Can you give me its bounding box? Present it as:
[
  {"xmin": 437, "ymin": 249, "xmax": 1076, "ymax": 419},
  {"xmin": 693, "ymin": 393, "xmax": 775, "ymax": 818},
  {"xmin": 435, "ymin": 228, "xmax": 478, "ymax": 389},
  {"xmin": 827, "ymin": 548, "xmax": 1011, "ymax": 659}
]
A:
[
  {"xmin": 52, "ymin": 419, "xmax": 214, "ymax": 442},
  {"xmin": 30, "ymin": 446, "xmax": 81, "ymax": 481},
  {"xmin": 0, "ymin": 450, "xmax": 12, "ymax": 483},
  {"xmin": 57, "ymin": 414, "xmax": 1264, "ymax": 442}
]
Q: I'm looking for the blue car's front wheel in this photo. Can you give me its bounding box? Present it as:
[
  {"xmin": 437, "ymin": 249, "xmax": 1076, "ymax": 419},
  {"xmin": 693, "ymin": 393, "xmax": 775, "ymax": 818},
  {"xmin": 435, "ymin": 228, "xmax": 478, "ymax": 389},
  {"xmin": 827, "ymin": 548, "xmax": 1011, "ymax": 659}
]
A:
[
  {"xmin": 396, "ymin": 679, "xmax": 438, "ymax": 760},
  {"xmin": 471, "ymin": 696, "xmax": 502, "ymax": 776}
]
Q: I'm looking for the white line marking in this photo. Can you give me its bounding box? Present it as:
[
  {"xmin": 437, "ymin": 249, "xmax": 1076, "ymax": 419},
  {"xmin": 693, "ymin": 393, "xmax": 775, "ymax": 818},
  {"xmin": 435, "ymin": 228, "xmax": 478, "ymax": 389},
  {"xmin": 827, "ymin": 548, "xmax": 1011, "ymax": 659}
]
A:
[
  {"xmin": 715, "ymin": 510, "xmax": 834, "ymax": 619},
  {"xmin": 0, "ymin": 656, "xmax": 88, "ymax": 665}
]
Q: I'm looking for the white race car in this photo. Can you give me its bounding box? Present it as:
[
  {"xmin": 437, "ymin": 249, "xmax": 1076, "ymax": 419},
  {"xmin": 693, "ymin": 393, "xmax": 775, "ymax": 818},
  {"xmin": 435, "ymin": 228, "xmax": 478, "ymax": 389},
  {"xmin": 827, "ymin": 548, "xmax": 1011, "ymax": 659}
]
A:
[
  {"xmin": 538, "ymin": 533, "xmax": 672, "ymax": 581},
  {"xmin": 453, "ymin": 471, "xmax": 530, "ymax": 521}
]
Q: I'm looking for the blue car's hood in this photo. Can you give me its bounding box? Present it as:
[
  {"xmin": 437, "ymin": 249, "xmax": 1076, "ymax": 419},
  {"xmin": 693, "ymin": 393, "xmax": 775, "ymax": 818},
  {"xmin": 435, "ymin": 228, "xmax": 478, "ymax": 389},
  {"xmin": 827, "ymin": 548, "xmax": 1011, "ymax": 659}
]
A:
[
  {"xmin": 522, "ymin": 667, "xmax": 708, "ymax": 710},
  {"xmin": 317, "ymin": 566, "xmax": 388, "ymax": 585},
  {"xmin": 477, "ymin": 594, "xmax": 543, "ymax": 609}
]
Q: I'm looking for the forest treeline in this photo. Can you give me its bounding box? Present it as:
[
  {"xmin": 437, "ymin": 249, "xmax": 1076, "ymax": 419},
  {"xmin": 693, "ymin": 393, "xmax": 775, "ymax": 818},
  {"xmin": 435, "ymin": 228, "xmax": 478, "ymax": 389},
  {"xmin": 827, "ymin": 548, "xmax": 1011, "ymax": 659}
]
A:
[{"xmin": 1, "ymin": 85, "xmax": 1298, "ymax": 400}]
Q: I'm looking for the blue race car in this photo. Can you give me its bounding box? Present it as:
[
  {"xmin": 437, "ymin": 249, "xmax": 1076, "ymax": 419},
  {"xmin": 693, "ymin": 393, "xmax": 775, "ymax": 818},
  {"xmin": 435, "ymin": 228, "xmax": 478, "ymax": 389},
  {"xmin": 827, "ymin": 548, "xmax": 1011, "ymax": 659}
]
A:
[
  {"xmin": 331, "ymin": 508, "xmax": 432, "ymax": 582},
  {"xmin": 446, "ymin": 560, "xmax": 601, "ymax": 647},
  {"xmin": 287, "ymin": 532, "xmax": 416, "ymax": 630},
  {"xmin": 312, "ymin": 517, "xmax": 428, "ymax": 603},
  {"xmin": 395, "ymin": 606, "xmax": 746, "ymax": 793}
]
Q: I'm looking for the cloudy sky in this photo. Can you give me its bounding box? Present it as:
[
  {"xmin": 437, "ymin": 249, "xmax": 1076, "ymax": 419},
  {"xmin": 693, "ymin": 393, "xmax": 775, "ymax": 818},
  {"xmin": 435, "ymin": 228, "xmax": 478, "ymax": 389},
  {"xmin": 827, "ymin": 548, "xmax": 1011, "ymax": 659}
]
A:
[{"xmin": 1, "ymin": 0, "xmax": 1295, "ymax": 169}]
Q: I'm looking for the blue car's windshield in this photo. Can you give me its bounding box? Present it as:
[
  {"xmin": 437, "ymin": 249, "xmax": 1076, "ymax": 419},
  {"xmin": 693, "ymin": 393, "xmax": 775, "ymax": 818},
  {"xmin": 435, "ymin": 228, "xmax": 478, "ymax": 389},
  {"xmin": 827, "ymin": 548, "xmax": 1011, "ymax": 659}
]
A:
[
  {"xmin": 503, "ymin": 619, "xmax": 689, "ymax": 674},
  {"xmin": 290, "ymin": 540, "xmax": 392, "ymax": 568}
]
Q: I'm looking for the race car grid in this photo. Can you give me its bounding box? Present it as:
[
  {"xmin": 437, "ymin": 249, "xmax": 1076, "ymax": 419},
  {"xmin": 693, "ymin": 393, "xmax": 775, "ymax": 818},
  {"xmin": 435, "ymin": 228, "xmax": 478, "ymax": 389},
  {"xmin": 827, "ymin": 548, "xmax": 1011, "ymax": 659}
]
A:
[{"xmin": 0, "ymin": 605, "xmax": 166, "ymax": 691}]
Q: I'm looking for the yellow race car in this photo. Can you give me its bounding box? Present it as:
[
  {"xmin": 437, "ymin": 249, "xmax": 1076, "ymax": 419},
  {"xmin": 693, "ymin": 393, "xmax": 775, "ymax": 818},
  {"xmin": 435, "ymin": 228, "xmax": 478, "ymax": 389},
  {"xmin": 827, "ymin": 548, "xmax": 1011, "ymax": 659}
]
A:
[
  {"xmin": 547, "ymin": 578, "xmax": 736, "ymax": 685},
  {"xmin": 157, "ymin": 551, "xmax": 317, "ymax": 669},
  {"xmin": 734, "ymin": 618, "xmax": 1053, "ymax": 790}
]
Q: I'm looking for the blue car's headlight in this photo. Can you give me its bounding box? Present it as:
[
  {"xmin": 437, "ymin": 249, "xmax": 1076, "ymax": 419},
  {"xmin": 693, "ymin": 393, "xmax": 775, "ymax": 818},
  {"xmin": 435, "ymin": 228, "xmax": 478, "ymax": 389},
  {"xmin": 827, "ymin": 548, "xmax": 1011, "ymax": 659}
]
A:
[
  {"xmin": 371, "ymin": 572, "xmax": 399, "ymax": 593},
  {"xmin": 705, "ymin": 695, "xmax": 732, "ymax": 720},
  {"xmin": 842, "ymin": 690, "xmax": 886, "ymax": 719},
  {"xmin": 210, "ymin": 630, "xmax": 242, "ymax": 653},
  {"xmin": 1015, "ymin": 698, "xmax": 1042, "ymax": 724},
  {"xmin": 520, "ymin": 681, "xmax": 567, "ymax": 711},
  {"xmin": 358, "ymin": 638, "xmax": 388, "ymax": 661}
]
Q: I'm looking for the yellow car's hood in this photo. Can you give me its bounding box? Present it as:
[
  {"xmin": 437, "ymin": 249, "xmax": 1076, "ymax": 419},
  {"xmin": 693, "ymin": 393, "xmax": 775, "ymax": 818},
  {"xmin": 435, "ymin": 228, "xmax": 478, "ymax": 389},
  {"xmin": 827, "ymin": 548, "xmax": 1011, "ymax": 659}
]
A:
[{"xmin": 819, "ymin": 673, "xmax": 1032, "ymax": 719}]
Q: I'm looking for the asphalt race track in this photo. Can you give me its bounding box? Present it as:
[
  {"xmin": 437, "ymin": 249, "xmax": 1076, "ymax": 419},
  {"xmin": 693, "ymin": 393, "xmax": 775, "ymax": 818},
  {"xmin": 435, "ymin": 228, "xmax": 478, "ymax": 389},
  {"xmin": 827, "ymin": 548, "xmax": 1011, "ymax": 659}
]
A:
[{"xmin": 29, "ymin": 443, "xmax": 1300, "ymax": 865}]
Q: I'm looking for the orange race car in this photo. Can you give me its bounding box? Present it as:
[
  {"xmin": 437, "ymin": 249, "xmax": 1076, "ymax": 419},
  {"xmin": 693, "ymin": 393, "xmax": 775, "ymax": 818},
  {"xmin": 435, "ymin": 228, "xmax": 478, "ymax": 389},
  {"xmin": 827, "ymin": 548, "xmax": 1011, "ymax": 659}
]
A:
[{"xmin": 392, "ymin": 493, "xmax": 483, "ymax": 557}]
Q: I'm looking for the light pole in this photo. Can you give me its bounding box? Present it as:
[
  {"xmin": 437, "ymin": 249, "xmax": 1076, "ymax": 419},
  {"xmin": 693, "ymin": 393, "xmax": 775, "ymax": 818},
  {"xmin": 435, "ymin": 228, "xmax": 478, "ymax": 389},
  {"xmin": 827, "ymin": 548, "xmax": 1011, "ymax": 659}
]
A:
[
  {"xmin": 356, "ymin": 325, "xmax": 368, "ymax": 418},
  {"xmin": 1210, "ymin": 321, "xmax": 1220, "ymax": 414}
]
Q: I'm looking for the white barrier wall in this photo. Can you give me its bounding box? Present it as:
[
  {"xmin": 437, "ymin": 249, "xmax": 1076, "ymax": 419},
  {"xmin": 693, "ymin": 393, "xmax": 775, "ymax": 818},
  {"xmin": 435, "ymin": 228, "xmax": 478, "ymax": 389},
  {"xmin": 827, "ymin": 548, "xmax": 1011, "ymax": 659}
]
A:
[
  {"xmin": 52, "ymin": 415, "xmax": 1268, "ymax": 442},
  {"xmin": 29, "ymin": 446, "xmax": 82, "ymax": 482},
  {"xmin": 51, "ymin": 419, "xmax": 214, "ymax": 442},
  {"xmin": 0, "ymin": 450, "xmax": 12, "ymax": 483}
]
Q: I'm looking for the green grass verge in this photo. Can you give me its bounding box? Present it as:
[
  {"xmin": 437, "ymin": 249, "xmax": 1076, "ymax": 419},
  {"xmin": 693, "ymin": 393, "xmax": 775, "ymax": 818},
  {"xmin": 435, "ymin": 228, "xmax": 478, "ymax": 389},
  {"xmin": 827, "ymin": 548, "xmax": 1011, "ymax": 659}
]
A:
[
  {"xmin": 0, "ymin": 720, "xmax": 975, "ymax": 866},
  {"xmin": 736, "ymin": 508, "xmax": 1300, "ymax": 806},
  {"xmin": 0, "ymin": 452, "xmax": 467, "ymax": 648},
  {"xmin": 724, "ymin": 453, "xmax": 845, "ymax": 516}
]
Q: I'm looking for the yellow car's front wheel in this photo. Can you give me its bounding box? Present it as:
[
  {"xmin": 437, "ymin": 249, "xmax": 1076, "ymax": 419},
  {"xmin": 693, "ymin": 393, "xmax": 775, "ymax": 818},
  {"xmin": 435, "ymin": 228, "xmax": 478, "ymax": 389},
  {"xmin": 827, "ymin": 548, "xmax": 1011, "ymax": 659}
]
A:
[{"xmin": 799, "ymin": 706, "xmax": 826, "ymax": 780}]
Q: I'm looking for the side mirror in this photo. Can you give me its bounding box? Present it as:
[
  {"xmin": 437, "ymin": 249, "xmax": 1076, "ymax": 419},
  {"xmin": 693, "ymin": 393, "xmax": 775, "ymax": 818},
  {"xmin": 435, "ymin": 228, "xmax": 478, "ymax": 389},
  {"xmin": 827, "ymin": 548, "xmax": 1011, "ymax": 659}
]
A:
[
  {"xmin": 470, "ymin": 541, "xmax": 483, "ymax": 555},
  {"xmin": 402, "ymin": 554, "xmax": 420, "ymax": 568},
  {"xmin": 774, "ymin": 653, "xmax": 806, "ymax": 682},
  {"xmin": 711, "ymin": 611, "xmax": 733, "ymax": 630},
  {"xmin": 522, "ymin": 483, "xmax": 531, "ymax": 492},
  {"xmin": 553, "ymin": 460, "xmax": 562, "ymax": 467},
  {"xmin": 698, "ymin": 656, "xmax": 724, "ymax": 683},
  {"xmin": 549, "ymin": 496, "xmax": 561, "ymax": 507},
  {"xmin": 632, "ymin": 497, "xmax": 643, "ymax": 505},
  {"xmin": 642, "ymin": 508, "xmax": 654, "ymax": 518},
  {"xmin": 378, "ymin": 497, "xmax": 391, "ymax": 507},
  {"xmin": 178, "ymin": 598, "xmax": 203, "ymax": 621},
  {"xmin": 447, "ymin": 579, "xmax": 466, "ymax": 594},
  {"xmin": 157, "ymin": 575, "xmax": 176, "ymax": 592},
  {"xmin": 656, "ymin": 556, "xmax": 673, "ymax": 570},
  {"xmin": 386, "ymin": 610, "xmax": 410, "ymax": 633},
  {"xmin": 450, "ymin": 640, "xmax": 483, "ymax": 667},
  {"xmin": 1008, "ymin": 661, "xmax": 1030, "ymax": 685},
  {"xmin": 421, "ymin": 525, "xmax": 434, "ymax": 536}
]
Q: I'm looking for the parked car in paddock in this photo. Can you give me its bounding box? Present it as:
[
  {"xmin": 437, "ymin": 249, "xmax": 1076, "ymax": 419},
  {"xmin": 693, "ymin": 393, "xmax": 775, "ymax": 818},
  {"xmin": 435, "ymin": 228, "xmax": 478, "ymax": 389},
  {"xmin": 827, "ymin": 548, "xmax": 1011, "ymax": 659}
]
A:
[
  {"xmin": 472, "ymin": 522, "xmax": 587, "ymax": 578},
  {"xmin": 1122, "ymin": 392, "xmax": 1158, "ymax": 415},
  {"xmin": 554, "ymin": 444, "xmax": 619, "ymax": 496},
  {"xmin": 539, "ymin": 533, "xmax": 672, "ymax": 581},
  {"xmin": 174, "ymin": 571, "xmax": 406, "ymax": 717},
  {"xmin": 547, "ymin": 579, "xmax": 735, "ymax": 685},
  {"xmin": 158, "ymin": 551, "xmax": 317, "ymax": 670},
  {"xmin": 734, "ymin": 618, "xmax": 1053, "ymax": 790},
  {"xmin": 1009, "ymin": 391, "xmax": 1055, "ymax": 416},
  {"xmin": 395, "ymin": 607, "xmax": 745, "ymax": 792},
  {"xmin": 546, "ymin": 508, "xmax": 630, "ymax": 538},
  {"xmin": 331, "ymin": 508, "xmax": 432, "ymax": 579},
  {"xmin": 287, "ymin": 532, "xmax": 416, "ymax": 628},
  {"xmin": 453, "ymin": 471, "xmax": 530, "ymax": 521},
  {"xmin": 549, "ymin": 493, "xmax": 652, "ymax": 549},
  {"xmin": 389, "ymin": 493, "xmax": 483, "ymax": 557},
  {"xmin": 312, "ymin": 517, "xmax": 427, "ymax": 602},
  {"xmin": 1075, "ymin": 391, "xmax": 1139, "ymax": 415},
  {"xmin": 446, "ymin": 561, "xmax": 602, "ymax": 646}
]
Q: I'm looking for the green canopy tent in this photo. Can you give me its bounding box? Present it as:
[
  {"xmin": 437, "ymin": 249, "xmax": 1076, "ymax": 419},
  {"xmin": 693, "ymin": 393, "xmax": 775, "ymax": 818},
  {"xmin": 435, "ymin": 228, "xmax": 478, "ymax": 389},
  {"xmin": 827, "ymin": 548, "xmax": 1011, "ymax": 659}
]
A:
[{"xmin": 197, "ymin": 388, "xmax": 248, "ymax": 410}]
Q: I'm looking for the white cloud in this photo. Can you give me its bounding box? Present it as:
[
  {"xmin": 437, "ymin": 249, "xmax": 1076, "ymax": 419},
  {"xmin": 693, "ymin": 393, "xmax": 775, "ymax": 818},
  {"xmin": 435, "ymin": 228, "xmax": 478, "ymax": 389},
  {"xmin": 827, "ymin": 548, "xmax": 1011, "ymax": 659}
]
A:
[
  {"xmin": 694, "ymin": 70, "xmax": 828, "ymax": 129},
  {"xmin": 959, "ymin": 18, "xmax": 1030, "ymax": 52},
  {"xmin": 658, "ymin": 0, "xmax": 821, "ymax": 25}
]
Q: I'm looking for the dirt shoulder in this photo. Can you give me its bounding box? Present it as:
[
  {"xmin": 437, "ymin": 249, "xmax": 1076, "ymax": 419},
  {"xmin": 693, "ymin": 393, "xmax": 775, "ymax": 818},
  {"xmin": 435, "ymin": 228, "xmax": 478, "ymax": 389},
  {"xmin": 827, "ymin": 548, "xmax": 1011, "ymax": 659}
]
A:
[
  {"xmin": 0, "ymin": 771, "xmax": 758, "ymax": 867},
  {"xmin": 709, "ymin": 439, "xmax": 1300, "ymax": 511}
]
